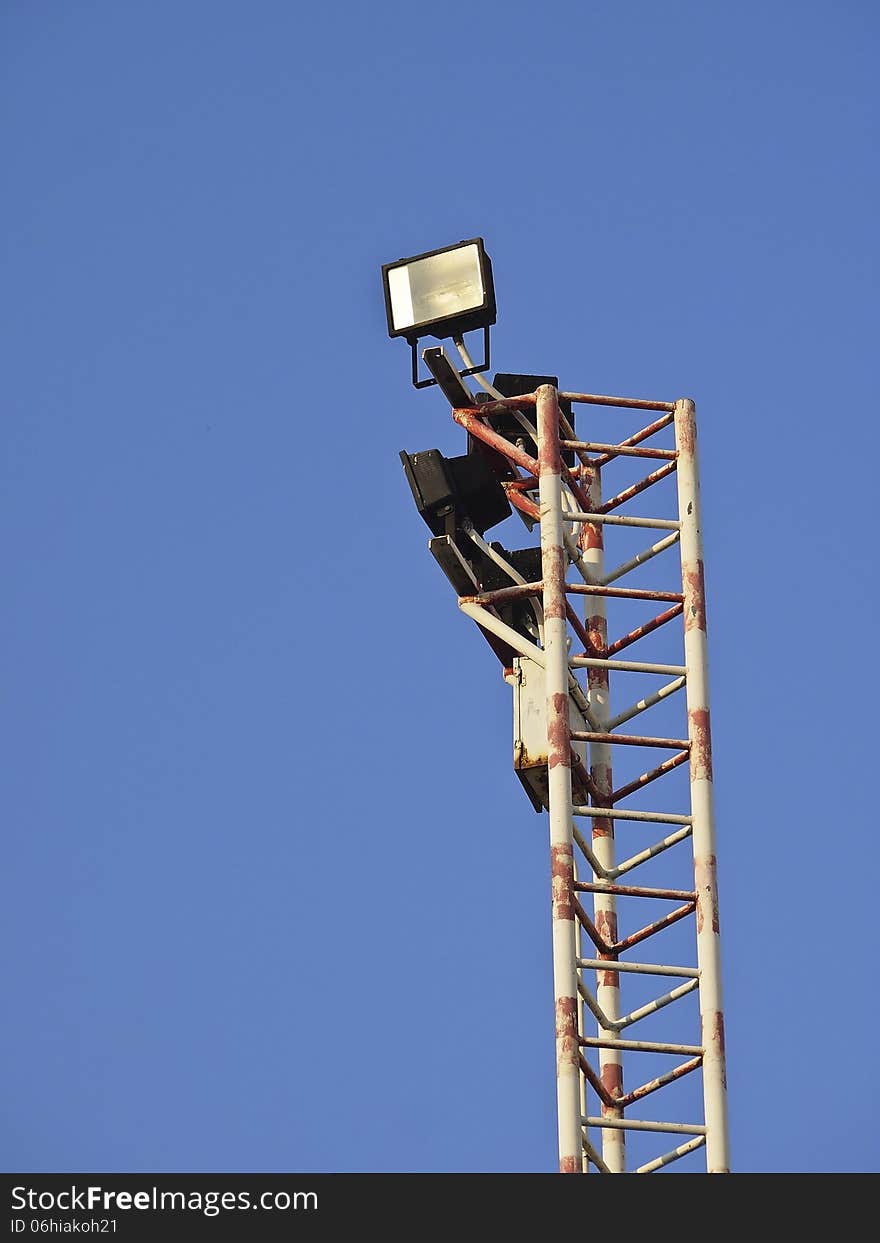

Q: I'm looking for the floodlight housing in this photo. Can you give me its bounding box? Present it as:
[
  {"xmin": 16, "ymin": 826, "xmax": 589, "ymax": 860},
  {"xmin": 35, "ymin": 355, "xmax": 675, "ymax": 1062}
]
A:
[
  {"xmin": 383, "ymin": 239, "xmax": 496, "ymax": 390},
  {"xmin": 382, "ymin": 238, "xmax": 495, "ymax": 342},
  {"xmin": 399, "ymin": 448, "xmax": 510, "ymax": 537}
]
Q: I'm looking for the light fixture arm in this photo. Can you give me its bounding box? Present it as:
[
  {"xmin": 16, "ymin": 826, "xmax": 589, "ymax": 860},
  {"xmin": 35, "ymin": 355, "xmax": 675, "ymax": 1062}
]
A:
[{"xmin": 410, "ymin": 324, "xmax": 491, "ymax": 391}]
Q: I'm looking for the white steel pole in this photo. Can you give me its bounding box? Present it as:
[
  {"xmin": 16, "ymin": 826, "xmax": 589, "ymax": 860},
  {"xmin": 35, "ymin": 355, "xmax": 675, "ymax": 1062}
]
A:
[
  {"xmin": 580, "ymin": 465, "xmax": 625, "ymax": 1173},
  {"xmin": 674, "ymin": 398, "xmax": 731, "ymax": 1173},
  {"xmin": 536, "ymin": 384, "xmax": 582, "ymax": 1173}
]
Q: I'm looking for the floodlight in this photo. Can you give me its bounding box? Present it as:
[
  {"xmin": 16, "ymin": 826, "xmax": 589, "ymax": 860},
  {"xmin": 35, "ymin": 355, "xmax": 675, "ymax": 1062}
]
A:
[
  {"xmin": 399, "ymin": 448, "xmax": 510, "ymax": 538},
  {"xmin": 382, "ymin": 239, "xmax": 496, "ymax": 389}
]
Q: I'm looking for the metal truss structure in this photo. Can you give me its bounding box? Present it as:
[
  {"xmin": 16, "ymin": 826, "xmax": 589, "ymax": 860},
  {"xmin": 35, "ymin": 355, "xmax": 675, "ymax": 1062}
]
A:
[{"xmin": 443, "ymin": 384, "xmax": 729, "ymax": 1173}]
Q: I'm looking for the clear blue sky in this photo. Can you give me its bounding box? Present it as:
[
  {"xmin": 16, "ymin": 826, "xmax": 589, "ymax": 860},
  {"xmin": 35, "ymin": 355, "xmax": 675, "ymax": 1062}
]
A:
[{"xmin": 2, "ymin": 2, "xmax": 877, "ymax": 1173}]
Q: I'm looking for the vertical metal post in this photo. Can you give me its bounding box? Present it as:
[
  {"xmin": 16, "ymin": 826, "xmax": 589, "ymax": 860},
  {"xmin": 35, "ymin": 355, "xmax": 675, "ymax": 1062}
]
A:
[
  {"xmin": 674, "ymin": 398, "xmax": 730, "ymax": 1173},
  {"xmin": 580, "ymin": 466, "xmax": 625, "ymax": 1173},
  {"xmin": 536, "ymin": 384, "xmax": 582, "ymax": 1173}
]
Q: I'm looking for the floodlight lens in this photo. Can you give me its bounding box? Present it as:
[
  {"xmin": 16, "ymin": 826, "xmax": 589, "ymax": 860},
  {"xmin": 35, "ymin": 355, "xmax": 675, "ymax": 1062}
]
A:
[{"xmin": 387, "ymin": 243, "xmax": 485, "ymax": 334}]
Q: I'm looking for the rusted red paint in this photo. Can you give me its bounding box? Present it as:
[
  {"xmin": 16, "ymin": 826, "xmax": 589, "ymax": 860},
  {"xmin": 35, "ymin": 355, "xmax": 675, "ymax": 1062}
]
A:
[
  {"xmin": 541, "ymin": 546, "xmax": 567, "ymax": 619},
  {"xmin": 590, "ymin": 751, "xmax": 614, "ymax": 838},
  {"xmin": 536, "ymin": 386, "xmax": 562, "ymax": 476},
  {"xmin": 562, "ymin": 439, "xmax": 676, "ymax": 462},
  {"xmin": 547, "ymin": 693, "xmax": 571, "ymax": 770},
  {"xmin": 694, "ymin": 854, "xmax": 720, "ymax": 935},
  {"xmin": 614, "ymin": 902, "xmax": 696, "ymax": 954},
  {"xmin": 611, "ymin": 748, "xmax": 690, "ymax": 804},
  {"xmin": 586, "ymin": 612, "xmax": 606, "ymax": 654},
  {"xmin": 682, "ymin": 559, "xmax": 707, "ymax": 632},
  {"xmin": 459, "ymin": 581, "xmax": 542, "ymax": 607},
  {"xmin": 566, "ymin": 582, "xmax": 684, "ymax": 604},
  {"xmin": 555, "ymin": 995, "xmax": 579, "ymax": 1058},
  {"xmin": 560, "ymin": 392, "xmax": 675, "ymax": 413},
  {"xmin": 566, "ymin": 603, "xmax": 602, "ymax": 658},
  {"xmin": 599, "ymin": 461, "xmax": 678, "ymax": 515},
  {"xmin": 675, "ymin": 404, "xmax": 696, "ymax": 459},
  {"xmin": 550, "ymin": 843, "xmax": 574, "ymax": 923},
  {"xmin": 595, "ymin": 908, "xmax": 618, "ymax": 949},
  {"xmin": 559, "ymin": 1155, "xmax": 580, "ymax": 1174},
  {"xmin": 703, "ymin": 1011, "xmax": 727, "ymax": 1089},
  {"xmin": 579, "ymin": 520, "xmax": 604, "ymax": 551},
  {"xmin": 570, "ymin": 752, "xmax": 601, "ymax": 803},
  {"xmin": 580, "ymin": 1053, "xmax": 614, "ymax": 1108},
  {"xmin": 505, "ymin": 488, "xmax": 541, "ymax": 521},
  {"xmin": 688, "ymin": 708, "xmax": 714, "ymax": 782},
  {"xmin": 600, "ymin": 1061, "xmax": 624, "ymax": 1102},
  {"xmin": 574, "ymin": 900, "xmax": 606, "ymax": 952},
  {"xmin": 574, "ymin": 731, "xmax": 689, "ymax": 750},
  {"xmin": 616, "ymin": 1055, "xmax": 702, "ymax": 1107},
  {"xmin": 591, "ymin": 412, "xmax": 676, "ymax": 468},
  {"xmin": 606, "ymin": 603, "xmax": 684, "ymax": 657},
  {"xmin": 453, "ymin": 406, "xmax": 539, "ymax": 475},
  {"xmin": 577, "ymin": 880, "xmax": 697, "ymax": 902},
  {"xmin": 561, "ymin": 468, "xmax": 593, "ymax": 515}
]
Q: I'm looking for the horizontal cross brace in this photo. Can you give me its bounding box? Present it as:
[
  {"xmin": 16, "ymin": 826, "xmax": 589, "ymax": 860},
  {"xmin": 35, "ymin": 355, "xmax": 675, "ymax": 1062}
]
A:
[
  {"xmin": 562, "ymin": 512, "xmax": 681, "ymax": 531},
  {"xmin": 560, "ymin": 392, "xmax": 675, "ymax": 412},
  {"xmin": 575, "ymin": 881, "xmax": 696, "ymax": 901},
  {"xmin": 577, "ymin": 959, "xmax": 698, "ymax": 979},
  {"xmin": 566, "ymin": 581, "xmax": 683, "ymax": 603},
  {"xmin": 560, "ymin": 440, "xmax": 677, "ymax": 461},
  {"xmin": 580, "ymin": 1036, "xmax": 703, "ymax": 1056},
  {"xmin": 583, "ymin": 1116, "xmax": 707, "ymax": 1137},
  {"xmin": 570, "ymin": 731, "xmax": 690, "ymax": 750},
  {"xmin": 571, "ymin": 656, "xmax": 687, "ymax": 676},
  {"xmin": 573, "ymin": 806, "xmax": 692, "ymax": 826}
]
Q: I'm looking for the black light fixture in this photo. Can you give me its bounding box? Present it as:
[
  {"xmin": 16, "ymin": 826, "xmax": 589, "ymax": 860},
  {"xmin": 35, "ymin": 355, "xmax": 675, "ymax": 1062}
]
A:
[
  {"xmin": 382, "ymin": 238, "xmax": 496, "ymax": 390},
  {"xmin": 399, "ymin": 448, "xmax": 510, "ymax": 538},
  {"xmin": 479, "ymin": 374, "xmax": 575, "ymax": 466}
]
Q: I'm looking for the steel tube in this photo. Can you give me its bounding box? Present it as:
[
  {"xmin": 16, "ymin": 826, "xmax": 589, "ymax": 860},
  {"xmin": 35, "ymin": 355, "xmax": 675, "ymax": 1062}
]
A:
[
  {"xmin": 572, "ymin": 824, "xmax": 607, "ymax": 881},
  {"xmin": 570, "ymin": 731, "xmax": 690, "ymax": 750},
  {"xmin": 591, "ymin": 413, "xmax": 676, "ymax": 468},
  {"xmin": 602, "ymin": 534, "xmax": 681, "ymax": 589},
  {"xmin": 611, "ymin": 750, "xmax": 690, "ymax": 803},
  {"xmin": 675, "ymin": 398, "xmax": 730, "ymax": 1173},
  {"xmin": 570, "ymin": 656, "xmax": 687, "ymax": 675},
  {"xmin": 561, "ymin": 440, "xmax": 677, "ymax": 461},
  {"xmin": 636, "ymin": 1135, "xmax": 706, "ymax": 1173},
  {"xmin": 537, "ymin": 385, "xmax": 582, "ymax": 1174},
  {"xmin": 599, "ymin": 462, "xmax": 678, "ymax": 514},
  {"xmin": 612, "ymin": 903, "xmax": 696, "ymax": 953},
  {"xmin": 459, "ymin": 581, "xmax": 543, "ymax": 606},
  {"xmin": 560, "ymin": 392, "xmax": 675, "ymax": 412},
  {"xmin": 575, "ymin": 881, "xmax": 696, "ymax": 901},
  {"xmin": 452, "ymin": 406, "xmax": 539, "ymax": 475},
  {"xmin": 566, "ymin": 581, "xmax": 683, "ymax": 603},
  {"xmin": 578, "ymin": 959, "xmax": 699, "ymax": 979},
  {"xmin": 607, "ymin": 677, "xmax": 687, "ymax": 730},
  {"xmin": 579, "ymin": 464, "xmax": 625, "ymax": 1172},
  {"xmin": 571, "ymin": 805, "xmax": 696, "ymax": 825},
  {"xmin": 614, "ymin": 979, "xmax": 700, "ymax": 1030},
  {"xmin": 613, "ymin": 826, "xmax": 693, "ymax": 878},
  {"xmin": 582, "ymin": 1136, "xmax": 612, "ymax": 1173},
  {"xmin": 581, "ymin": 1036, "xmax": 703, "ymax": 1056},
  {"xmin": 617, "ymin": 1057, "xmax": 703, "ymax": 1108},
  {"xmin": 562, "ymin": 512, "xmax": 681, "ymax": 531},
  {"xmin": 583, "ymin": 1116, "xmax": 706, "ymax": 1136}
]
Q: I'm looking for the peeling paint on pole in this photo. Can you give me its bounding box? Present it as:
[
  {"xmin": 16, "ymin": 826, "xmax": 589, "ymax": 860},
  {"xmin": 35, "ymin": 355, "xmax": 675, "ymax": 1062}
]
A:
[
  {"xmin": 536, "ymin": 385, "xmax": 582, "ymax": 1173},
  {"xmin": 675, "ymin": 397, "xmax": 730, "ymax": 1173}
]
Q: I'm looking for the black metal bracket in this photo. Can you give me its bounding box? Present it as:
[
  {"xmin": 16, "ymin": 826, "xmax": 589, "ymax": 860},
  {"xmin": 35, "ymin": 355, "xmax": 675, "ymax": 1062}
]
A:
[{"xmin": 410, "ymin": 325, "xmax": 491, "ymax": 391}]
